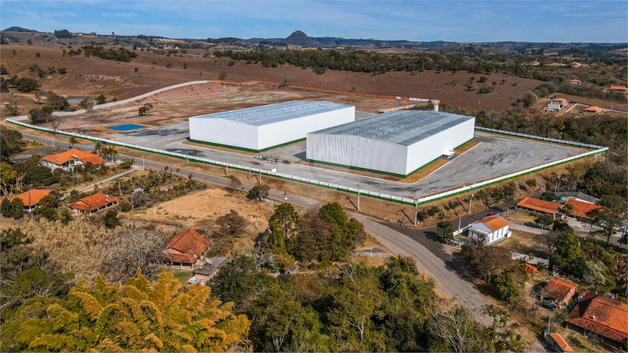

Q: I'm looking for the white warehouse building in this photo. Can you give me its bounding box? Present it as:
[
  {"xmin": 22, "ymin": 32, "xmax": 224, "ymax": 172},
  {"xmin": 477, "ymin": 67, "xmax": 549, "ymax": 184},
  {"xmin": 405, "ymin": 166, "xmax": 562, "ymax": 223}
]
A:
[
  {"xmin": 189, "ymin": 101, "xmax": 354, "ymax": 152},
  {"xmin": 306, "ymin": 110, "xmax": 476, "ymax": 177}
]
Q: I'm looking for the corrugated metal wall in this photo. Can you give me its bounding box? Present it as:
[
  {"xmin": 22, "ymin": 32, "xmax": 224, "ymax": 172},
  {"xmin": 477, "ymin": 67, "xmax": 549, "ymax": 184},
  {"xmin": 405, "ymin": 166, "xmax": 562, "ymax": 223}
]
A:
[
  {"xmin": 307, "ymin": 134, "xmax": 408, "ymax": 175},
  {"xmin": 307, "ymin": 117, "xmax": 476, "ymax": 176},
  {"xmin": 189, "ymin": 106, "xmax": 354, "ymax": 151}
]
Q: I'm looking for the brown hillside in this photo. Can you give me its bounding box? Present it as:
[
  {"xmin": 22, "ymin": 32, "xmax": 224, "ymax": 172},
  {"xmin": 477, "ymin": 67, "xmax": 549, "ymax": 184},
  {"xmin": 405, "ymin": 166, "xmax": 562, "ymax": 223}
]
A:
[{"xmin": 1, "ymin": 43, "xmax": 544, "ymax": 113}]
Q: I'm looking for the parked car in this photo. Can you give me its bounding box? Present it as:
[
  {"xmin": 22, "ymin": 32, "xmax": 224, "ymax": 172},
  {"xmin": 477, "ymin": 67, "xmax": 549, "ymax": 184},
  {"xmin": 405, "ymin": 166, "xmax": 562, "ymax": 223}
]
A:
[
  {"xmin": 272, "ymin": 158, "xmax": 280, "ymax": 163},
  {"xmin": 282, "ymin": 160, "xmax": 292, "ymax": 164},
  {"xmin": 254, "ymin": 154, "xmax": 261, "ymax": 159},
  {"xmin": 541, "ymin": 301, "xmax": 557, "ymax": 311},
  {"xmin": 261, "ymin": 156, "xmax": 269, "ymax": 161}
]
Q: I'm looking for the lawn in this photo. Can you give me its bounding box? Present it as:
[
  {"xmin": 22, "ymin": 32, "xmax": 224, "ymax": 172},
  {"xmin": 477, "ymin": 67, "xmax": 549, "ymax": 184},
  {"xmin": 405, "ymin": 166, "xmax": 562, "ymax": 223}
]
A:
[{"xmin": 172, "ymin": 270, "xmax": 194, "ymax": 286}]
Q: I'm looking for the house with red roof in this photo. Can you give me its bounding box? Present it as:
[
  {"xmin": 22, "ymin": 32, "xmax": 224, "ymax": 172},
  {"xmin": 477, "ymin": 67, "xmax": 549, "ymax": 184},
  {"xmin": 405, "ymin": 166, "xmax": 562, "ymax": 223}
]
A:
[
  {"xmin": 158, "ymin": 229, "xmax": 210, "ymax": 268},
  {"xmin": 567, "ymin": 79, "xmax": 582, "ymax": 85},
  {"xmin": 10, "ymin": 189, "xmax": 53, "ymax": 212},
  {"xmin": 41, "ymin": 148, "xmax": 104, "ymax": 171},
  {"xmin": 609, "ymin": 85, "xmax": 628, "ymax": 95},
  {"xmin": 566, "ymin": 291, "xmax": 628, "ymax": 350},
  {"xmin": 583, "ymin": 106, "xmax": 603, "ymax": 114},
  {"xmin": 547, "ymin": 98, "xmax": 569, "ymax": 112},
  {"xmin": 69, "ymin": 192, "xmax": 118, "ymax": 214},
  {"xmin": 543, "ymin": 278, "xmax": 578, "ymax": 309},
  {"xmin": 466, "ymin": 215, "xmax": 511, "ymax": 245},
  {"xmin": 563, "ymin": 199, "xmax": 602, "ymax": 220},
  {"xmin": 517, "ymin": 197, "xmax": 563, "ymax": 219},
  {"xmin": 548, "ymin": 333, "xmax": 574, "ymax": 352}
]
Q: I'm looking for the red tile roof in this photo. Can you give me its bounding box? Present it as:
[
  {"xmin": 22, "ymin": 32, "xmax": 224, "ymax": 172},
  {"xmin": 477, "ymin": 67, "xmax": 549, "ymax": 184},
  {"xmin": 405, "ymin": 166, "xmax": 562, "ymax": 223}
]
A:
[
  {"xmin": 549, "ymin": 333, "xmax": 573, "ymax": 352},
  {"xmin": 523, "ymin": 263, "xmax": 538, "ymax": 275},
  {"xmin": 159, "ymin": 229, "xmax": 209, "ymax": 265},
  {"xmin": 583, "ymin": 106, "xmax": 603, "ymax": 113},
  {"xmin": 11, "ymin": 189, "xmax": 52, "ymax": 207},
  {"xmin": 564, "ymin": 199, "xmax": 602, "ymax": 219},
  {"xmin": 543, "ymin": 278, "xmax": 578, "ymax": 303},
  {"xmin": 568, "ymin": 79, "xmax": 582, "ymax": 83},
  {"xmin": 609, "ymin": 85, "xmax": 628, "ymax": 91},
  {"xmin": 478, "ymin": 215, "xmax": 510, "ymax": 232},
  {"xmin": 517, "ymin": 197, "xmax": 562, "ymax": 214},
  {"xmin": 566, "ymin": 293, "xmax": 628, "ymax": 343},
  {"xmin": 552, "ymin": 98, "xmax": 567, "ymax": 102},
  {"xmin": 69, "ymin": 193, "xmax": 118, "ymax": 212},
  {"xmin": 42, "ymin": 148, "xmax": 104, "ymax": 166}
]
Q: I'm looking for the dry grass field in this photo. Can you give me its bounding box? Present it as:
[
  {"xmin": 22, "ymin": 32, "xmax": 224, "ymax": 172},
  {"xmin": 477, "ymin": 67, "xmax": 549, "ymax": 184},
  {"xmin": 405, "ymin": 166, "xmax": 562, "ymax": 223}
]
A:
[{"xmin": 1, "ymin": 43, "xmax": 545, "ymax": 115}]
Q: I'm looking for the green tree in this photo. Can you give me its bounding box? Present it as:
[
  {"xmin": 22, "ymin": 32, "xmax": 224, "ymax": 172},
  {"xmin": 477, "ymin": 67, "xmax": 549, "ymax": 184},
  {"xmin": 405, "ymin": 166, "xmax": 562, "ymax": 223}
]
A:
[
  {"xmin": 27, "ymin": 106, "xmax": 53, "ymax": 124},
  {"xmin": 95, "ymin": 94, "xmax": 106, "ymax": 104},
  {"xmin": 138, "ymin": 102, "xmax": 153, "ymax": 116},
  {"xmin": 247, "ymin": 184, "xmax": 269, "ymax": 200},
  {"xmin": 14, "ymin": 77, "xmax": 40, "ymax": 92},
  {"xmin": 582, "ymin": 260, "xmax": 608, "ymax": 290},
  {"xmin": 103, "ymin": 210, "xmax": 119, "ymax": 229},
  {"xmin": 436, "ymin": 221, "xmax": 454, "ymax": 242},
  {"xmin": 587, "ymin": 195, "xmax": 627, "ymax": 247},
  {"xmin": 210, "ymin": 255, "xmax": 272, "ymax": 309},
  {"xmin": 59, "ymin": 208, "xmax": 72, "ymax": 225},
  {"xmin": 265, "ymin": 203, "xmax": 301, "ymax": 248},
  {"xmin": 534, "ymin": 213, "xmax": 554, "ymax": 230},
  {"xmin": 550, "ymin": 229, "xmax": 584, "ymax": 276},
  {"xmin": 33, "ymin": 193, "xmax": 59, "ymax": 221},
  {"xmin": 9, "ymin": 198, "xmax": 23, "ymax": 219}
]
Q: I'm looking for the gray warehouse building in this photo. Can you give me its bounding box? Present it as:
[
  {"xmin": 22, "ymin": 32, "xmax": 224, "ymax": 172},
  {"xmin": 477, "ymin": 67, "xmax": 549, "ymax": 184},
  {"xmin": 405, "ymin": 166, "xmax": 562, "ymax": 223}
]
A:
[
  {"xmin": 189, "ymin": 101, "xmax": 354, "ymax": 152},
  {"xmin": 306, "ymin": 110, "xmax": 476, "ymax": 177}
]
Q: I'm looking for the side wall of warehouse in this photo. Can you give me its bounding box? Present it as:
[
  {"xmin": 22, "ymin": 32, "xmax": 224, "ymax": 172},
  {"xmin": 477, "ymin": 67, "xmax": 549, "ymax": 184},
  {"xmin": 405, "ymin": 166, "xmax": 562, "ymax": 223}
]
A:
[
  {"xmin": 405, "ymin": 117, "xmax": 476, "ymax": 174},
  {"xmin": 189, "ymin": 118, "xmax": 259, "ymax": 150},
  {"xmin": 258, "ymin": 106, "xmax": 355, "ymax": 150},
  {"xmin": 306, "ymin": 134, "xmax": 409, "ymax": 176}
]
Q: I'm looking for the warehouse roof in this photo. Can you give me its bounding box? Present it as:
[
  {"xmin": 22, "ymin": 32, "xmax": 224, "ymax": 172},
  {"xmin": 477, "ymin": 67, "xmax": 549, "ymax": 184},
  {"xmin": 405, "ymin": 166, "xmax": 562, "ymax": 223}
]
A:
[
  {"xmin": 309, "ymin": 110, "xmax": 474, "ymax": 146},
  {"xmin": 190, "ymin": 101, "xmax": 352, "ymax": 126}
]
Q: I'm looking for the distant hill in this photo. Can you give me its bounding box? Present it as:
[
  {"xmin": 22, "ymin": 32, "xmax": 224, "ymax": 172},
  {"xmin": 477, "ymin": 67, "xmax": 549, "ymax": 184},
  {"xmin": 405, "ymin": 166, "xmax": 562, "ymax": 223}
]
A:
[{"xmin": 2, "ymin": 26, "xmax": 38, "ymax": 33}]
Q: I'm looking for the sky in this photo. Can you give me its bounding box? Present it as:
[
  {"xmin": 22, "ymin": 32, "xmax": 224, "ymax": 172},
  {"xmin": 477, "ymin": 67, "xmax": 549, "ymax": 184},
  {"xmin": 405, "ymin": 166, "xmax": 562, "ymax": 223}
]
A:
[{"xmin": 1, "ymin": 0, "xmax": 627, "ymax": 43}]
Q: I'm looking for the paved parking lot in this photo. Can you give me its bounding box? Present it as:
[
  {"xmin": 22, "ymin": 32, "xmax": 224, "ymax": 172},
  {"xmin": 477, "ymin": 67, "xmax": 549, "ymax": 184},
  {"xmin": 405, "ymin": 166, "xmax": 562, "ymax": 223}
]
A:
[{"xmin": 105, "ymin": 123, "xmax": 587, "ymax": 199}]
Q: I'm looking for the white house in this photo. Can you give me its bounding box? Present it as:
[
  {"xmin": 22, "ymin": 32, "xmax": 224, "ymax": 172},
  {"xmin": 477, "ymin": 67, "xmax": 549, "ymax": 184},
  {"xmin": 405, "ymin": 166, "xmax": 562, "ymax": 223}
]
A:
[
  {"xmin": 466, "ymin": 215, "xmax": 512, "ymax": 245},
  {"xmin": 547, "ymin": 98, "xmax": 569, "ymax": 112}
]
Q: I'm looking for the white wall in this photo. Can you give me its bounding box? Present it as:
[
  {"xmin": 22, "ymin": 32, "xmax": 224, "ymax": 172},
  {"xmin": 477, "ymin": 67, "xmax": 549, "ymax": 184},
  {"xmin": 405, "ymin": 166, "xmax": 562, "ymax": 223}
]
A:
[
  {"xmin": 189, "ymin": 105, "xmax": 354, "ymax": 151},
  {"xmin": 189, "ymin": 118, "xmax": 259, "ymax": 150},
  {"xmin": 405, "ymin": 117, "xmax": 475, "ymax": 175},
  {"xmin": 258, "ymin": 106, "xmax": 354, "ymax": 150},
  {"xmin": 308, "ymin": 116, "xmax": 475, "ymax": 176},
  {"xmin": 307, "ymin": 134, "xmax": 408, "ymax": 175}
]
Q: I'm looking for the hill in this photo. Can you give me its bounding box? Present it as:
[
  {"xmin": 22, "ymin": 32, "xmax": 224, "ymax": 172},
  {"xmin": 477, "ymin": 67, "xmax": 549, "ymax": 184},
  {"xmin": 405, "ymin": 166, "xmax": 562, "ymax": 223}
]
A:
[{"xmin": 1, "ymin": 26, "xmax": 38, "ymax": 33}]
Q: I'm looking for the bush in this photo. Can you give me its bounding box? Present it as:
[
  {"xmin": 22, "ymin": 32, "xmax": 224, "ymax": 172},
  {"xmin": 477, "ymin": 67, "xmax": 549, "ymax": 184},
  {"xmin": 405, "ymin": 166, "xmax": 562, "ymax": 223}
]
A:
[
  {"xmin": 247, "ymin": 184, "xmax": 269, "ymax": 200},
  {"xmin": 103, "ymin": 210, "xmax": 119, "ymax": 229}
]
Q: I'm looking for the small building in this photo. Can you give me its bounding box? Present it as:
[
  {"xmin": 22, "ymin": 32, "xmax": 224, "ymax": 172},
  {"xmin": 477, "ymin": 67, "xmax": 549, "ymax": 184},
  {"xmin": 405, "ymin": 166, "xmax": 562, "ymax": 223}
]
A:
[
  {"xmin": 563, "ymin": 199, "xmax": 602, "ymax": 220},
  {"xmin": 69, "ymin": 193, "xmax": 119, "ymax": 215},
  {"xmin": 41, "ymin": 148, "xmax": 104, "ymax": 171},
  {"xmin": 565, "ymin": 291, "xmax": 628, "ymax": 350},
  {"xmin": 188, "ymin": 257, "xmax": 228, "ymax": 285},
  {"xmin": 516, "ymin": 197, "xmax": 563, "ymax": 218},
  {"xmin": 466, "ymin": 215, "xmax": 511, "ymax": 245},
  {"xmin": 583, "ymin": 106, "xmax": 603, "ymax": 114},
  {"xmin": 543, "ymin": 278, "xmax": 578, "ymax": 309},
  {"xmin": 547, "ymin": 98, "xmax": 569, "ymax": 112},
  {"xmin": 567, "ymin": 79, "xmax": 582, "ymax": 85},
  {"xmin": 159, "ymin": 229, "xmax": 210, "ymax": 268},
  {"xmin": 570, "ymin": 62, "xmax": 582, "ymax": 68},
  {"xmin": 10, "ymin": 189, "xmax": 52, "ymax": 212},
  {"xmin": 609, "ymin": 85, "xmax": 628, "ymax": 95},
  {"xmin": 548, "ymin": 333, "xmax": 574, "ymax": 352}
]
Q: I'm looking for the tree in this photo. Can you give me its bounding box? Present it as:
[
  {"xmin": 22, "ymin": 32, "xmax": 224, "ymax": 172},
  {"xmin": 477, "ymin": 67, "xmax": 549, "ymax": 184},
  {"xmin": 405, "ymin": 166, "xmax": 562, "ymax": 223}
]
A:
[
  {"xmin": 78, "ymin": 98, "xmax": 95, "ymax": 112},
  {"xmin": 59, "ymin": 208, "xmax": 72, "ymax": 225},
  {"xmin": 27, "ymin": 106, "xmax": 53, "ymax": 124},
  {"xmin": 436, "ymin": 221, "xmax": 454, "ymax": 242},
  {"xmin": 95, "ymin": 94, "xmax": 106, "ymax": 104},
  {"xmin": 103, "ymin": 210, "xmax": 119, "ymax": 229},
  {"xmin": 44, "ymin": 91, "xmax": 69, "ymax": 111},
  {"xmin": 26, "ymin": 38, "xmax": 32, "ymax": 46},
  {"xmin": 226, "ymin": 175, "xmax": 242, "ymax": 193},
  {"xmin": 219, "ymin": 71, "xmax": 227, "ymax": 80},
  {"xmin": 215, "ymin": 209, "xmax": 247, "ymax": 237},
  {"xmin": 460, "ymin": 246, "xmax": 514, "ymax": 284},
  {"xmin": 68, "ymin": 136, "xmax": 78, "ymax": 146},
  {"xmin": 14, "ymin": 77, "xmax": 40, "ymax": 92},
  {"xmin": 0, "ymin": 269, "xmax": 250, "ymax": 352},
  {"xmin": 33, "ymin": 193, "xmax": 58, "ymax": 221},
  {"xmin": 138, "ymin": 102, "xmax": 153, "ymax": 116},
  {"xmin": 582, "ymin": 260, "xmax": 608, "ymax": 290},
  {"xmin": 210, "ymin": 255, "xmax": 272, "ymax": 309},
  {"xmin": 561, "ymin": 202, "xmax": 576, "ymax": 215},
  {"xmin": 247, "ymin": 184, "xmax": 269, "ymax": 200},
  {"xmin": 587, "ymin": 195, "xmax": 627, "ymax": 247},
  {"xmin": 9, "ymin": 198, "xmax": 23, "ymax": 219},
  {"xmin": 534, "ymin": 213, "xmax": 554, "ymax": 230},
  {"xmin": 550, "ymin": 229, "xmax": 584, "ymax": 276}
]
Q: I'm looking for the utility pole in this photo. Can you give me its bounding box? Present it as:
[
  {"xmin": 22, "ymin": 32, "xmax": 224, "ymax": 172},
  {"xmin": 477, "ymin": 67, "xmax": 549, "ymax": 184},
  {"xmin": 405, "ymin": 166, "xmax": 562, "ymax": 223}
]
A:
[
  {"xmin": 225, "ymin": 159, "xmax": 229, "ymax": 176},
  {"xmin": 284, "ymin": 191, "xmax": 288, "ymax": 202},
  {"xmin": 357, "ymin": 184, "xmax": 360, "ymax": 211},
  {"xmin": 414, "ymin": 192, "xmax": 419, "ymax": 225},
  {"xmin": 468, "ymin": 189, "xmax": 475, "ymax": 214},
  {"xmin": 458, "ymin": 216, "xmax": 462, "ymax": 234}
]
